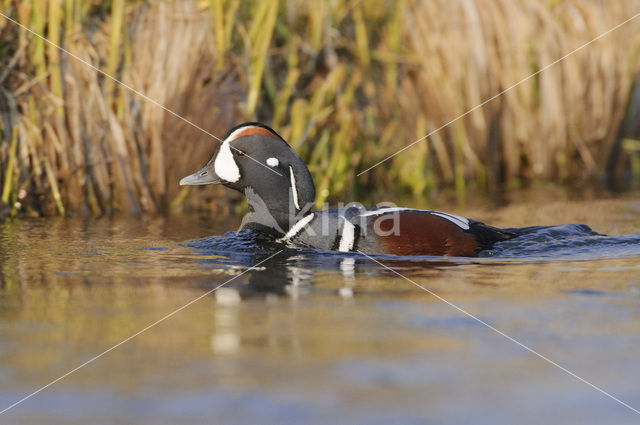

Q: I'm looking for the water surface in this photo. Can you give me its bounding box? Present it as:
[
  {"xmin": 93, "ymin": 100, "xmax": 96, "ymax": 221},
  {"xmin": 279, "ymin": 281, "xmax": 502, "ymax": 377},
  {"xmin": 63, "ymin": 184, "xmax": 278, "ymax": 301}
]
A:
[{"xmin": 1, "ymin": 194, "xmax": 640, "ymax": 424}]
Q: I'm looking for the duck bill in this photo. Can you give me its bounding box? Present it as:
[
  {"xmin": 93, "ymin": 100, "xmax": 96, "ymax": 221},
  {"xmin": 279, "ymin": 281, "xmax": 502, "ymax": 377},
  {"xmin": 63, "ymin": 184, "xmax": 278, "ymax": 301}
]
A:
[{"xmin": 179, "ymin": 165, "xmax": 222, "ymax": 186}]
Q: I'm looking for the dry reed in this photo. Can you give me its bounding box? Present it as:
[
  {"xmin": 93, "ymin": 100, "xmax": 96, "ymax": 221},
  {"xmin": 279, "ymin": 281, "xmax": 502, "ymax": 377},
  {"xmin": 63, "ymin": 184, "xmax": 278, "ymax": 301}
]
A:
[{"xmin": 0, "ymin": 0, "xmax": 639, "ymax": 218}]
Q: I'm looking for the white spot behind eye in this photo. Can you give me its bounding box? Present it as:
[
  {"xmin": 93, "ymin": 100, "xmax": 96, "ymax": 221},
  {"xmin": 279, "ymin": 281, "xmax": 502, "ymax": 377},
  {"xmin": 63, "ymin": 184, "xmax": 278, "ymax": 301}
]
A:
[
  {"xmin": 266, "ymin": 157, "xmax": 279, "ymax": 167},
  {"xmin": 214, "ymin": 141, "xmax": 240, "ymax": 182}
]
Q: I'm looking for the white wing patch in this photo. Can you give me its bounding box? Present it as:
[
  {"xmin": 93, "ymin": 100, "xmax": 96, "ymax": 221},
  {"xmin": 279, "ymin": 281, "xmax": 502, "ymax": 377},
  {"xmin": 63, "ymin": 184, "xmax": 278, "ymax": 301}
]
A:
[
  {"xmin": 266, "ymin": 157, "xmax": 279, "ymax": 167},
  {"xmin": 431, "ymin": 212, "xmax": 470, "ymax": 230},
  {"xmin": 359, "ymin": 208, "xmax": 470, "ymax": 230},
  {"xmin": 289, "ymin": 166, "xmax": 301, "ymax": 210},
  {"xmin": 214, "ymin": 140, "xmax": 240, "ymax": 182},
  {"xmin": 359, "ymin": 207, "xmax": 409, "ymax": 217}
]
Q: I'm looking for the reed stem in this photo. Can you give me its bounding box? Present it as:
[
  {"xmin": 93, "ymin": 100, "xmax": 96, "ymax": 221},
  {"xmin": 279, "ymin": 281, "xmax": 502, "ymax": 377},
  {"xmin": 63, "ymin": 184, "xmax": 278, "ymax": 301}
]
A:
[
  {"xmin": 104, "ymin": 0, "xmax": 124, "ymax": 108},
  {"xmin": 42, "ymin": 157, "xmax": 65, "ymax": 216},
  {"xmin": 1, "ymin": 127, "xmax": 18, "ymax": 205}
]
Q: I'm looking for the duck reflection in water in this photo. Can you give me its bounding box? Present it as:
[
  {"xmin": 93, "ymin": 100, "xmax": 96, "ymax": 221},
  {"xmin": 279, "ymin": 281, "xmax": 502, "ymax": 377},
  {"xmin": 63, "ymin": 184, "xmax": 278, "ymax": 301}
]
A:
[{"xmin": 185, "ymin": 230, "xmax": 466, "ymax": 300}]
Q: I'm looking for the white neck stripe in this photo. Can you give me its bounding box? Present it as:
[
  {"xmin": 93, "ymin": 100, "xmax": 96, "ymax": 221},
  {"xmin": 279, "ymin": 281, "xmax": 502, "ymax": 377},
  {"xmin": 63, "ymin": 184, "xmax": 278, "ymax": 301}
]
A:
[{"xmin": 289, "ymin": 166, "xmax": 301, "ymax": 210}]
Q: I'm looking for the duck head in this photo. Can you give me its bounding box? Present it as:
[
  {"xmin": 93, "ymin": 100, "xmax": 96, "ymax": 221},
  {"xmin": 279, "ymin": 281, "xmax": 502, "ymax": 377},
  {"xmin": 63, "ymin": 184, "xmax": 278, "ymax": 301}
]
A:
[{"xmin": 180, "ymin": 122, "xmax": 316, "ymax": 236}]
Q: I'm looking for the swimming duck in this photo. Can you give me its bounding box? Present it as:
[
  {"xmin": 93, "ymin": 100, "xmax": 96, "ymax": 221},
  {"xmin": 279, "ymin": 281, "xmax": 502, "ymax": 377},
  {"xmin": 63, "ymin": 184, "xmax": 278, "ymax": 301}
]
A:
[{"xmin": 180, "ymin": 122, "xmax": 515, "ymax": 256}]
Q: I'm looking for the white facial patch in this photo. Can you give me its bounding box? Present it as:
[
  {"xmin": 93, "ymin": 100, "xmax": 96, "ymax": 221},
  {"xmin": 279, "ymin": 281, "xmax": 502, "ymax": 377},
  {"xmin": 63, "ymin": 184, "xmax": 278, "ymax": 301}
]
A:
[
  {"xmin": 289, "ymin": 166, "xmax": 301, "ymax": 210},
  {"xmin": 214, "ymin": 140, "xmax": 240, "ymax": 183},
  {"xmin": 266, "ymin": 157, "xmax": 279, "ymax": 167}
]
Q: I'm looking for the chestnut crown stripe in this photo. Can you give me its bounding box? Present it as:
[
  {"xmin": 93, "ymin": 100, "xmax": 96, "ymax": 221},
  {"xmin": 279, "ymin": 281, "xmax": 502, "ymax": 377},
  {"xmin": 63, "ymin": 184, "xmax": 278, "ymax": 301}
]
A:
[
  {"xmin": 226, "ymin": 126, "xmax": 282, "ymax": 143},
  {"xmin": 221, "ymin": 125, "xmax": 283, "ymax": 177}
]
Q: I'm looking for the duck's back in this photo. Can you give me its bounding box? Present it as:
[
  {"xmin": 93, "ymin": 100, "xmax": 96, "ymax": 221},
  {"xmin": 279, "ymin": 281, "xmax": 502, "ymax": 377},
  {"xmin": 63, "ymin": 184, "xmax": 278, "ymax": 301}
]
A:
[{"xmin": 285, "ymin": 206, "xmax": 514, "ymax": 257}]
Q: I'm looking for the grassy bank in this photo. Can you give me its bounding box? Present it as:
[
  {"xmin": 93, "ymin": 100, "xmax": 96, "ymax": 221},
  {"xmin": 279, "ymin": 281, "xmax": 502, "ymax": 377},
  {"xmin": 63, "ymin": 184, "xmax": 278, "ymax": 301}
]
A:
[{"xmin": 0, "ymin": 0, "xmax": 639, "ymax": 217}]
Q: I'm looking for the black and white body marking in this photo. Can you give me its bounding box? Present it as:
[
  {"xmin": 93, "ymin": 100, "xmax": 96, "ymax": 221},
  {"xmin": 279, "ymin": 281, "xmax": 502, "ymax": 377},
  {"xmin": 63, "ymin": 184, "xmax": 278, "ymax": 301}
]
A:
[
  {"xmin": 278, "ymin": 213, "xmax": 315, "ymax": 242},
  {"xmin": 338, "ymin": 217, "xmax": 356, "ymax": 252}
]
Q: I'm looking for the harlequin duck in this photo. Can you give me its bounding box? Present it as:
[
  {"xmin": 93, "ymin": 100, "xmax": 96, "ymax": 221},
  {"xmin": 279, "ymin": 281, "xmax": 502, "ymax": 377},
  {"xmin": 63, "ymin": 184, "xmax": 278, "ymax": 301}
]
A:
[{"xmin": 180, "ymin": 122, "xmax": 516, "ymax": 256}]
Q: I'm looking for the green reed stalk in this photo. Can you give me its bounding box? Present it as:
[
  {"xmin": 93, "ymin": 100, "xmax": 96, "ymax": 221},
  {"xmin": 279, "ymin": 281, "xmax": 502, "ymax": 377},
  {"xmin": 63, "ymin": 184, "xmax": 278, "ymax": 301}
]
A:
[
  {"xmin": 273, "ymin": 41, "xmax": 299, "ymax": 129},
  {"xmin": 116, "ymin": 21, "xmax": 132, "ymax": 120},
  {"xmin": 1, "ymin": 127, "xmax": 18, "ymax": 205},
  {"xmin": 246, "ymin": 0, "xmax": 277, "ymax": 117},
  {"xmin": 623, "ymin": 138, "xmax": 640, "ymax": 189},
  {"xmin": 42, "ymin": 157, "xmax": 65, "ymax": 216},
  {"xmin": 224, "ymin": 0, "xmax": 239, "ymax": 47},
  {"xmin": 385, "ymin": 0, "xmax": 403, "ymax": 92},
  {"xmin": 104, "ymin": 0, "xmax": 124, "ymax": 108},
  {"xmin": 308, "ymin": 0, "xmax": 323, "ymax": 50},
  {"xmin": 453, "ymin": 126, "xmax": 466, "ymax": 204},
  {"xmin": 47, "ymin": 0, "xmax": 63, "ymax": 116},
  {"xmin": 63, "ymin": 0, "xmax": 73, "ymax": 45},
  {"xmin": 210, "ymin": 0, "xmax": 225, "ymax": 69},
  {"xmin": 352, "ymin": 4, "xmax": 370, "ymax": 69},
  {"xmin": 30, "ymin": 0, "xmax": 46, "ymax": 78}
]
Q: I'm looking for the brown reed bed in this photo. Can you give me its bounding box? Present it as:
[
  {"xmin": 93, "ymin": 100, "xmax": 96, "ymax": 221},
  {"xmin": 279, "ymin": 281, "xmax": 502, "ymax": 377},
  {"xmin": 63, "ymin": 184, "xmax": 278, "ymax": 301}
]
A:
[{"xmin": 0, "ymin": 0, "xmax": 639, "ymax": 218}]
